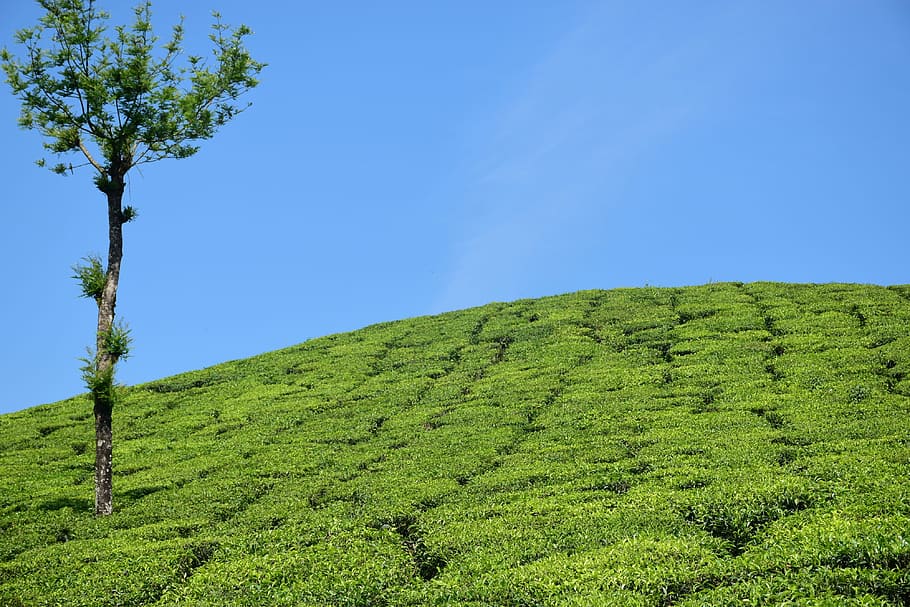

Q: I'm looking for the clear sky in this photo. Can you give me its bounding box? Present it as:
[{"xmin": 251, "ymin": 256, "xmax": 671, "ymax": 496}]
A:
[{"xmin": 1, "ymin": 1, "xmax": 908, "ymax": 414}]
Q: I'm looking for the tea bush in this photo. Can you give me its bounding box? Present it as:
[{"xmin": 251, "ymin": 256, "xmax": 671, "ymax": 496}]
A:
[{"xmin": 1, "ymin": 282, "xmax": 908, "ymax": 605}]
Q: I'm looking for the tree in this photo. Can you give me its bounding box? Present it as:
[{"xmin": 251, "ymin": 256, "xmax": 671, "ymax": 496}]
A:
[{"xmin": 1, "ymin": 0, "xmax": 264, "ymax": 516}]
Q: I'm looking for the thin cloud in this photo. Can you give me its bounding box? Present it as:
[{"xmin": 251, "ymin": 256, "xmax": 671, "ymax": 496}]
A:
[{"xmin": 433, "ymin": 4, "xmax": 722, "ymax": 313}]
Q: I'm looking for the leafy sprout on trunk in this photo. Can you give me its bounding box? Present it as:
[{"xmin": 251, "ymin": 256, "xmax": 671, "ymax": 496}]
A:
[
  {"xmin": 72, "ymin": 254, "xmax": 106, "ymax": 303},
  {"xmin": 102, "ymin": 320, "xmax": 132, "ymax": 361},
  {"xmin": 79, "ymin": 350, "xmax": 117, "ymax": 406}
]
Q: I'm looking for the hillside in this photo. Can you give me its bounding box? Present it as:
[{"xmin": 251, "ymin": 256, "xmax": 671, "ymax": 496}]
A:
[{"xmin": 1, "ymin": 282, "xmax": 909, "ymax": 606}]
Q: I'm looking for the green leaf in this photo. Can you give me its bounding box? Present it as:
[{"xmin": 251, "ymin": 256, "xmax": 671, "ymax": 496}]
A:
[
  {"xmin": 103, "ymin": 320, "xmax": 132, "ymax": 360},
  {"xmin": 72, "ymin": 254, "xmax": 105, "ymax": 302}
]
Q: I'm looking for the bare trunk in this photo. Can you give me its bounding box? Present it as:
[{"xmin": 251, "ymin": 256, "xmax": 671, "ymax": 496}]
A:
[
  {"xmin": 93, "ymin": 401, "xmax": 113, "ymax": 515},
  {"xmin": 93, "ymin": 179, "xmax": 125, "ymax": 517}
]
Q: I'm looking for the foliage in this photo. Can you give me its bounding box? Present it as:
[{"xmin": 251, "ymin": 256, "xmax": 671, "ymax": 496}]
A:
[
  {"xmin": 1, "ymin": 282, "xmax": 909, "ymax": 605},
  {"xmin": 71, "ymin": 255, "xmax": 106, "ymax": 302},
  {"xmin": 101, "ymin": 320, "xmax": 132, "ymax": 360},
  {"xmin": 0, "ymin": 0, "xmax": 265, "ymax": 179},
  {"xmin": 78, "ymin": 350, "xmax": 116, "ymax": 407}
]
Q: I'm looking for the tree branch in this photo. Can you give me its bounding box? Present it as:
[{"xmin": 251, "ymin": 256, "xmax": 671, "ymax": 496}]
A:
[{"xmin": 79, "ymin": 139, "xmax": 105, "ymax": 174}]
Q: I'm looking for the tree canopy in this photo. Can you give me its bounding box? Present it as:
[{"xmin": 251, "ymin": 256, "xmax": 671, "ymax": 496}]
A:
[{"xmin": 2, "ymin": 0, "xmax": 264, "ymax": 189}]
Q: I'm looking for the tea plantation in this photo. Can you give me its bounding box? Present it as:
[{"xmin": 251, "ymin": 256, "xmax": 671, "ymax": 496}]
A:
[{"xmin": 1, "ymin": 282, "xmax": 908, "ymax": 606}]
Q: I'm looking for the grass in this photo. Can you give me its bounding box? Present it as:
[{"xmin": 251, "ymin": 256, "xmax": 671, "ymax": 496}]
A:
[{"xmin": 1, "ymin": 282, "xmax": 908, "ymax": 606}]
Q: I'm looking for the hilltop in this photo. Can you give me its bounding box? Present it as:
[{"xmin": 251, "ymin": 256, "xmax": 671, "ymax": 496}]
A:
[{"xmin": 1, "ymin": 282, "xmax": 909, "ymax": 606}]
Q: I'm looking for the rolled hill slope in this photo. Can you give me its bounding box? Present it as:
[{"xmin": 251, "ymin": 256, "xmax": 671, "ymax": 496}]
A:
[{"xmin": 1, "ymin": 282, "xmax": 909, "ymax": 606}]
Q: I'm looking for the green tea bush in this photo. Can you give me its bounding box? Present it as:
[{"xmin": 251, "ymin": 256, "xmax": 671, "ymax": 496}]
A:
[{"xmin": 1, "ymin": 282, "xmax": 909, "ymax": 606}]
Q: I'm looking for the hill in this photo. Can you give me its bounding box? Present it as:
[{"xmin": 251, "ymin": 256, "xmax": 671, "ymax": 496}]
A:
[{"xmin": 1, "ymin": 282, "xmax": 909, "ymax": 606}]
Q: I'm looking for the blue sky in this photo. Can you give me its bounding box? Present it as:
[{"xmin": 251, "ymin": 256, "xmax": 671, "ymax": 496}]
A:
[{"xmin": 1, "ymin": 1, "xmax": 908, "ymax": 414}]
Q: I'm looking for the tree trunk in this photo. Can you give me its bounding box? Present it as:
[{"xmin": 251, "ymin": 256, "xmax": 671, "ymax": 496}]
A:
[
  {"xmin": 93, "ymin": 400, "xmax": 113, "ymax": 515},
  {"xmin": 93, "ymin": 180, "xmax": 125, "ymax": 517}
]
